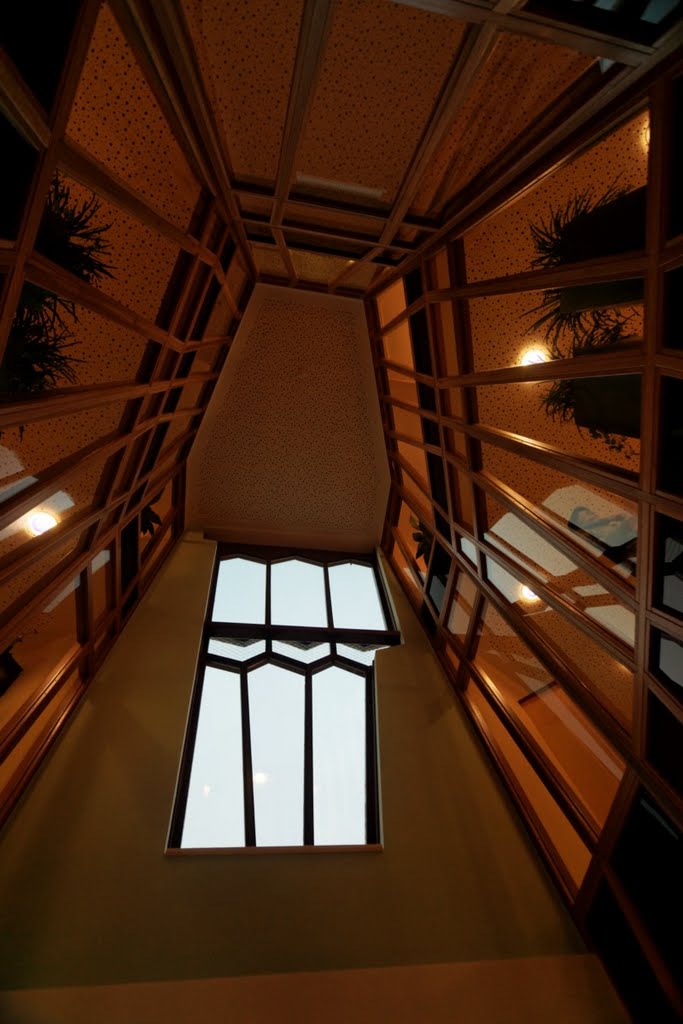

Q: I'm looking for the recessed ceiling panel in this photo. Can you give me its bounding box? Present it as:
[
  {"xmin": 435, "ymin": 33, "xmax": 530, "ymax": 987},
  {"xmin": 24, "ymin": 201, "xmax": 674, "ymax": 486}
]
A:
[
  {"xmin": 297, "ymin": 0, "xmax": 465, "ymax": 204},
  {"xmin": 186, "ymin": 285, "xmax": 389, "ymax": 549},
  {"xmin": 411, "ymin": 33, "xmax": 595, "ymax": 217},
  {"xmin": 182, "ymin": 0, "xmax": 304, "ymax": 182}
]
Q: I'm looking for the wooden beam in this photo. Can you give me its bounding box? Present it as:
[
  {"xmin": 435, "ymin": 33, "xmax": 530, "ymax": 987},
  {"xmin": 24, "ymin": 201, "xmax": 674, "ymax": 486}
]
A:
[
  {"xmin": 391, "ymin": 0, "xmax": 653, "ymax": 64},
  {"xmin": 0, "ymin": 45, "xmax": 51, "ymax": 148},
  {"xmin": 271, "ymin": 0, "xmax": 338, "ymax": 228},
  {"xmin": 57, "ymin": 137, "xmax": 213, "ymax": 261},
  {"xmin": 330, "ymin": 24, "xmax": 499, "ymax": 291},
  {"xmin": 111, "ymin": 0, "xmax": 256, "ymax": 280}
]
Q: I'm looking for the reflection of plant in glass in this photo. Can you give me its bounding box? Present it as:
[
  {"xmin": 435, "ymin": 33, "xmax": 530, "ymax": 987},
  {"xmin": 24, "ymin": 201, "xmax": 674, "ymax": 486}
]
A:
[
  {"xmin": 410, "ymin": 515, "xmax": 432, "ymax": 564},
  {"xmin": 1, "ymin": 175, "xmax": 113, "ymax": 397},
  {"xmin": 141, "ymin": 496, "xmax": 163, "ymax": 536},
  {"xmin": 526, "ymin": 184, "xmax": 643, "ymax": 460}
]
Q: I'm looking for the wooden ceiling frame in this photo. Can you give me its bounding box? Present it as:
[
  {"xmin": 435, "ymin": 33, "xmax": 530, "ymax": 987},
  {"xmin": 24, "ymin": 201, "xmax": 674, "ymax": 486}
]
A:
[
  {"xmin": 110, "ymin": 0, "xmax": 257, "ymax": 281},
  {"xmin": 328, "ymin": 22, "xmax": 499, "ymax": 292},
  {"xmin": 268, "ymin": 0, "xmax": 339, "ymax": 285}
]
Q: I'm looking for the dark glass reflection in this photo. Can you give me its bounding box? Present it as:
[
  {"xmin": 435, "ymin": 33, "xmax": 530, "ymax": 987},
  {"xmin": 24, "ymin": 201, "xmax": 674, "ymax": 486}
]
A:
[
  {"xmin": 659, "ymin": 377, "xmax": 683, "ymax": 496},
  {"xmin": 612, "ymin": 792, "xmax": 682, "ymax": 984},
  {"xmin": 651, "ymin": 629, "xmax": 683, "ymax": 698},
  {"xmin": 654, "ymin": 514, "xmax": 683, "ymax": 619}
]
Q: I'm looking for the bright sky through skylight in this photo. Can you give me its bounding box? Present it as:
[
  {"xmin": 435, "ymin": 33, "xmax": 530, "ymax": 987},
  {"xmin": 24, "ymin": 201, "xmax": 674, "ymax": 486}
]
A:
[
  {"xmin": 271, "ymin": 560, "xmax": 327, "ymax": 627},
  {"xmin": 181, "ymin": 667, "xmax": 244, "ymax": 848},
  {"xmin": 313, "ymin": 667, "xmax": 365, "ymax": 845},
  {"xmin": 181, "ymin": 556, "xmax": 385, "ymax": 848},
  {"xmin": 249, "ymin": 664, "xmax": 305, "ymax": 846},
  {"xmin": 329, "ymin": 563, "xmax": 386, "ymax": 630},
  {"xmin": 213, "ymin": 558, "xmax": 266, "ymax": 623}
]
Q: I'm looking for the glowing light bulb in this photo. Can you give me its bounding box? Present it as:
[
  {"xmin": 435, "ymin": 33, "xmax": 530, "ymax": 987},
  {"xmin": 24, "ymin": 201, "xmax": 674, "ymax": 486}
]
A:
[
  {"xmin": 28, "ymin": 511, "xmax": 58, "ymax": 536},
  {"xmin": 641, "ymin": 122, "xmax": 650, "ymax": 152},
  {"xmin": 520, "ymin": 348, "xmax": 548, "ymax": 366},
  {"xmin": 253, "ymin": 771, "xmax": 270, "ymax": 786},
  {"xmin": 520, "ymin": 585, "xmax": 540, "ymax": 603}
]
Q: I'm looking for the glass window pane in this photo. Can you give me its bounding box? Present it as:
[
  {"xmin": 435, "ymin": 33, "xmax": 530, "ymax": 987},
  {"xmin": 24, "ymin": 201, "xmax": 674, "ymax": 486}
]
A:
[
  {"xmin": 208, "ymin": 638, "xmax": 266, "ymax": 662},
  {"xmin": 485, "ymin": 556, "xmax": 633, "ymax": 727},
  {"xmin": 476, "ymin": 375, "xmax": 641, "ymax": 472},
  {"xmin": 272, "ymin": 640, "xmax": 330, "ymax": 664},
  {"xmin": 213, "ymin": 558, "xmax": 266, "ymax": 623},
  {"xmin": 447, "ymin": 571, "xmax": 478, "ymax": 643},
  {"xmin": 475, "ymin": 602, "xmax": 623, "ymax": 829},
  {"xmin": 181, "ymin": 667, "xmax": 244, "ymax": 848},
  {"xmin": 329, "ymin": 563, "xmax": 386, "ymax": 630},
  {"xmin": 248, "ymin": 664, "xmax": 305, "ymax": 846},
  {"xmin": 655, "ymin": 514, "xmax": 683, "ymax": 620},
  {"xmin": 464, "ymin": 680, "xmax": 591, "ymax": 890},
  {"xmin": 480, "ymin": 441, "xmax": 638, "ymax": 585},
  {"xmin": 313, "ymin": 666, "xmax": 366, "ymax": 845},
  {"xmin": 271, "ymin": 560, "xmax": 327, "ymax": 627},
  {"xmin": 483, "ymin": 494, "xmax": 635, "ymax": 646}
]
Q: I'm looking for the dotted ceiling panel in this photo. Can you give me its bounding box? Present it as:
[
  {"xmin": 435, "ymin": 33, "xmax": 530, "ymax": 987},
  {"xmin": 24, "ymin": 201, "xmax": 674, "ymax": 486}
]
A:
[
  {"xmin": 464, "ymin": 110, "xmax": 650, "ymax": 281},
  {"xmin": 297, "ymin": 0, "xmax": 465, "ymax": 204},
  {"xmin": 186, "ymin": 286, "xmax": 390, "ymax": 548},
  {"xmin": 289, "ymin": 249, "xmax": 352, "ymax": 285},
  {"xmin": 68, "ymin": 3, "xmax": 201, "ymax": 230},
  {"xmin": 182, "ymin": 0, "xmax": 303, "ymax": 182},
  {"xmin": 411, "ymin": 34, "xmax": 594, "ymax": 217},
  {"xmin": 61, "ymin": 178, "xmax": 181, "ymax": 321}
]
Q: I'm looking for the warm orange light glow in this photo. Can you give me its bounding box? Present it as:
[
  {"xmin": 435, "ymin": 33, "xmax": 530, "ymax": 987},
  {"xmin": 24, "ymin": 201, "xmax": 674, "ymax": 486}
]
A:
[
  {"xmin": 520, "ymin": 585, "xmax": 540, "ymax": 603},
  {"xmin": 520, "ymin": 347, "xmax": 548, "ymax": 366},
  {"xmin": 27, "ymin": 511, "xmax": 58, "ymax": 536}
]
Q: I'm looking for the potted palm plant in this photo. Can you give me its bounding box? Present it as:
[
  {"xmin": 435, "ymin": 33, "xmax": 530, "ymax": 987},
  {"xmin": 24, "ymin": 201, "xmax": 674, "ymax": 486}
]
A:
[{"xmin": 1, "ymin": 174, "xmax": 113, "ymax": 396}]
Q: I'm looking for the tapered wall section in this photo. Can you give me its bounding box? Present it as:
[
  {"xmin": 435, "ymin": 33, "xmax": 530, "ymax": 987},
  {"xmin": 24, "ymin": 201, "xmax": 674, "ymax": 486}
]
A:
[{"xmin": 0, "ymin": 534, "xmax": 623, "ymax": 1018}]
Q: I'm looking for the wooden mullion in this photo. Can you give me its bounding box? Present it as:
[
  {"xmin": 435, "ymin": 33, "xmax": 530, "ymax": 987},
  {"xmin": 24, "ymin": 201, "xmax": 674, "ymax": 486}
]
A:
[
  {"xmin": 468, "ymin": 665, "xmax": 601, "ymax": 846},
  {"xmin": 460, "ymin": 685, "xmax": 579, "ymax": 903},
  {"xmin": 470, "ymin": 556, "xmax": 633, "ymax": 751},
  {"xmin": 25, "ymin": 252, "xmax": 185, "ymax": 350},
  {"xmin": 439, "ymin": 345, "xmax": 644, "ymax": 388},
  {"xmin": 57, "ymin": 137, "xmax": 212, "ymax": 260},
  {"xmin": 0, "ymin": 45, "xmax": 51, "ymax": 148},
  {"xmin": 303, "ymin": 671, "xmax": 314, "ymax": 845},
  {"xmin": 240, "ymin": 668, "xmax": 257, "ymax": 846},
  {"xmin": 463, "ymin": 421, "xmax": 642, "ymax": 501},
  {"xmin": 473, "ymin": 470, "xmax": 638, "ymax": 609}
]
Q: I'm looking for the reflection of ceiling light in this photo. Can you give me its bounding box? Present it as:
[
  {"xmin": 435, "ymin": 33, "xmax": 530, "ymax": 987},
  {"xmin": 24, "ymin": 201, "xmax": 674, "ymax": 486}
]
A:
[
  {"xmin": 520, "ymin": 585, "xmax": 540, "ymax": 602},
  {"xmin": 641, "ymin": 122, "xmax": 650, "ymax": 152},
  {"xmin": 202, "ymin": 784, "xmax": 211, "ymax": 798},
  {"xmin": 28, "ymin": 511, "xmax": 58, "ymax": 536},
  {"xmin": 253, "ymin": 771, "xmax": 270, "ymax": 786},
  {"xmin": 520, "ymin": 348, "xmax": 548, "ymax": 366}
]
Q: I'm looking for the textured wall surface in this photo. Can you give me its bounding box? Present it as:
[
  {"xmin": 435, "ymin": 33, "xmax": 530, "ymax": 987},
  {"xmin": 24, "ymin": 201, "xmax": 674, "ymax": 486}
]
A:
[{"xmin": 186, "ymin": 285, "xmax": 389, "ymax": 550}]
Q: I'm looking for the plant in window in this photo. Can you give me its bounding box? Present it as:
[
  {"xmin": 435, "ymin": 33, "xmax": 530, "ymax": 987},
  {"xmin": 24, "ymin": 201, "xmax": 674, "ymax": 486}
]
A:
[
  {"xmin": 0, "ymin": 304, "xmax": 80, "ymax": 395},
  {"xmin": 140, "ymin": 496, "xmax": 163, "ymax": 537},
  {"xmin": 0, "ymin": 175, "xmax": 113, "ymax": 397},
  {"xmin": 410, "ymin": 515, "xmax": 433, "ymax": 565},
  {"xmin": 526, "ymin": 183, "xmax": 645, "ymax": 459}
]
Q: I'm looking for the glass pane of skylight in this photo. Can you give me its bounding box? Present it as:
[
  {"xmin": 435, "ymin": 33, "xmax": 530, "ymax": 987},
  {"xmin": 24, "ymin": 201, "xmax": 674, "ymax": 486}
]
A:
[
  {"xmin": 181, "ymin": 667, "xmax": 244, "ymax": 848},
  {"xmin": 249, "ymin": 664, "xmax": 305, "ymax": 846},
  {"xmin": 313, "ymin": 667, "xmax": 366, "ymax": 845},
  {"xmin": 272, "ymin": 640, "xmax": 331, "ymax": 663},
  {"xmin": 337, "ymin": 643, "xmax": 386, "ymax": 666},
  {"xmin": 208, "ymin": 638, "xmax": 266, "ymax": 662},
  {"xmin": 329, "ymin": 563, "xmax": 387, "ymax": 630},
  {"xmin": 271, "ymin": 560, "xmax": 327, "ymax": 627},
  {"xmin": 212, "ymin": 558, "xmax": 266, "ymax": 623}
]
